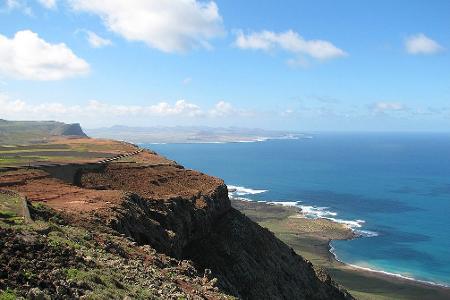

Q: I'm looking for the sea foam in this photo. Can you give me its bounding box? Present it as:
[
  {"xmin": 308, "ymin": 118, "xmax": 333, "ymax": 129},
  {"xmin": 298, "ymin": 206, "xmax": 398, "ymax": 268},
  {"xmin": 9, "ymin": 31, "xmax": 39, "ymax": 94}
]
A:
[
  {"xmin": 227, "ymin": 185, "xmax": 268, "ymax": 196},
  {"xmin": 228, "ymin": 185, "xmax": 379, "ymax": 236}
]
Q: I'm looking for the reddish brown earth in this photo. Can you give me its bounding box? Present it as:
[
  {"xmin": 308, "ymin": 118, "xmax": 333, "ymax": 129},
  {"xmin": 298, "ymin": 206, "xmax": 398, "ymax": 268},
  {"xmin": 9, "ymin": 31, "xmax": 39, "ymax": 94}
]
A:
[
  {"xmin": 0, "ymin": 169, "xmax": 123, "ymax": 218},
  {"xmin": 0, "ymin": 146, "xmax": 353, "ymax": 299}
]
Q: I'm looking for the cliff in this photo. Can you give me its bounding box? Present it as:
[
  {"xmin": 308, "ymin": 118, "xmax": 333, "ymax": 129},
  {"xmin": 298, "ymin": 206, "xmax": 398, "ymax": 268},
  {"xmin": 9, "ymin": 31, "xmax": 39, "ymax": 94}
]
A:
[
  {"xmin": 0, "ymin": 147, "xmax": 353, "ymax": 299},
  {"xmin": 0, "ymin": 120, "xmax": 87, "ymax": 145}
]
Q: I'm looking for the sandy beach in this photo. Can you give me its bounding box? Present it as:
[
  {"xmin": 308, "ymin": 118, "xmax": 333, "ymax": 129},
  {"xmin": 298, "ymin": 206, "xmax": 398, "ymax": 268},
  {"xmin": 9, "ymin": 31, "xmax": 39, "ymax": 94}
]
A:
[{"xmin": 231, "ymin": 199, "xmax": 450, "ymax": 300}]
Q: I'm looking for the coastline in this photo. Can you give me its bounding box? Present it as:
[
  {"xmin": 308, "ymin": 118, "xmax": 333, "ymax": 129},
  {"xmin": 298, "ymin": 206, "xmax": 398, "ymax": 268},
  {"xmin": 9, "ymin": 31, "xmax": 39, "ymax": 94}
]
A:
[
  {"xmin": 133, "ymin": 134, "xmax": 306, "ymax": 145},
  {"xmin": 329, "ymin": 242, "xmax": 450, "ymax": 289},
  {"xmin": 231, "ymin": 198, "xmax": 450, "ymax": 300}
]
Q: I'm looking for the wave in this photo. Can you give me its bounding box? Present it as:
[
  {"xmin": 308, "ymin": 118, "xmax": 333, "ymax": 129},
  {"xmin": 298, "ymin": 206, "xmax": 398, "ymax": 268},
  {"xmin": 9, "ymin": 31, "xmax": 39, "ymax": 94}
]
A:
[
  {"xmin": 269, "ymin": 201, "xmax": 371, "ymax": 232},
  {"xmin": 227, "ymin": 185, "xmax": 268, "ymax": 196},
  {"xmin": 239, "ymin": 197, "xmax": 379, "ymax": 235},
  {"xmin": 267, "ymin": 201, "xmax": 302, "ymax": 207},
  {"xmin": 264, "ymin": 202, "xmax": 383, "ymax": 240},
  {"xmin": 354, "ymin": 229, "xmax": 379, "ymax": 237},
  {"xmin": 329, "ymin": 244, "xmax": 450, "ymax": 288}
]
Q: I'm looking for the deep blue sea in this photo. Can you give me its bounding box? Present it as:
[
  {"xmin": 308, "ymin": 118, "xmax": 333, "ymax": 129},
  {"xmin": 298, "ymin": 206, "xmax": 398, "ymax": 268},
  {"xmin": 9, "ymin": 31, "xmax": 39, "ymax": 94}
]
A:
[{"xmin": 144, "ymin": 133, "xmax": 450, "ymax": 287}]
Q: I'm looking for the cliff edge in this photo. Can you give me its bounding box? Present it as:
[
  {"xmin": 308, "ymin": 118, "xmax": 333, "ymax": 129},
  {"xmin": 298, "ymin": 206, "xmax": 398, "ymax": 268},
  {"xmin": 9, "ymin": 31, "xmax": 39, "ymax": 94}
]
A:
[{"xmin": 0, "ymin": 147, "xmax": 352, "ymax": 299}]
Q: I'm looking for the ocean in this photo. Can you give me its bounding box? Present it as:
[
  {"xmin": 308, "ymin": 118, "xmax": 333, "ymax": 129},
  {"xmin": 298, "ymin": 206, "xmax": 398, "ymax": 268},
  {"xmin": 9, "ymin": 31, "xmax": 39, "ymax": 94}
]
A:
[{"xmin": 144, "ymin": 132, "xmax": 450, "ymax": 287}]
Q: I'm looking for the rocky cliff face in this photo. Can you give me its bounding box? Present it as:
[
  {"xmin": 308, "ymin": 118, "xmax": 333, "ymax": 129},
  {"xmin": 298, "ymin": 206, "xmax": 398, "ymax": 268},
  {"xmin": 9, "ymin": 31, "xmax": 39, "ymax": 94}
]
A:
[
  {"xmin": 78, "ymin": 163, "xmax": 231, "ymax": 258},
  {"xmin": 51, "ymin": 123, "xmax": 87, "ymax": 137},
  {"xmin": 185, "ymin": 209, "xmax": 351, "ymax": 299},
  {"xmin": 76, "ymin": 160, "xmax": 353, "ymax": 300},
  {"xmin": 108, "ymin": 186, "xmax": 230, "ymax": 258}
]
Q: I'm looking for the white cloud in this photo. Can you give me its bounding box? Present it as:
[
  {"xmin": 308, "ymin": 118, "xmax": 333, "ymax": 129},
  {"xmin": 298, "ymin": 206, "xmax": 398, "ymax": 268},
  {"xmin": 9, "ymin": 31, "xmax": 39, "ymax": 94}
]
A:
[
  {"xmin": 2, "ymin": 0, "xmax": 33, "ymax": 15},
  {"xmin": 209, "ymin": 101, "xmax": 234, "ymax": 117},
  {"xmin": 405, "ymin": 34, "xmax": 443, "ymax": 55},
  {"xmin": 371, "ymin": 102, "xmax": 407, "ymax": 113},
  {"xmin": 85, "ymin": 31, "xmax": 112, "ymax": 48},
  {"xmin": 37, "ymin": 0, "xmax": 56, "ymax": 9},
  {"xmin": 0, "ymin": 30, "xmax": 90, "ymax": 80},
  {"xmin": 144, "ymin": 100, "xmax": 203, "ymax": 117},
  {"xmin": 69, "ymin": 0, "xmax": 224, "ymax": 53},
  {"xmin": 5, "ymin": 0, "xmax": 22, "ymax": 9},
  {"xmin": 235, "ymin": 30, "xmax": 347, "ymax": 60},
  {"xmin": 209, "ymin": 101, "xmax": 253, "ymax": 118},
  {"xmin": 182, "ymin": 77, "xmax": 192, "ymax": 85}
]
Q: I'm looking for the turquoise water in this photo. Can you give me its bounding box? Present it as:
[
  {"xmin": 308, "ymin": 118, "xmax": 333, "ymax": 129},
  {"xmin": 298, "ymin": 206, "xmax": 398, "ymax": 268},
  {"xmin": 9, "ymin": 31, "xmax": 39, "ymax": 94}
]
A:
[{"xmin": 145, "ymin": 132, "xmax": 450, "ymax": 286}]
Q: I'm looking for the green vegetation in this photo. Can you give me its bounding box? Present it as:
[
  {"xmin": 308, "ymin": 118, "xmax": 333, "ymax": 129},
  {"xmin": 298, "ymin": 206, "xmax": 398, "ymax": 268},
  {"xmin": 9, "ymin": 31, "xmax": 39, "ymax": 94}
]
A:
[
  {"xmin": 0, "ymin": 155, "xmax": 51, "ymax": 167},
  {"xmin": 0, "ymin": 192, "xmax": 24, "ymax": 225},
  {"xmin": 0, "ymin": 289, "xmax": 17, "ymax": 300}
]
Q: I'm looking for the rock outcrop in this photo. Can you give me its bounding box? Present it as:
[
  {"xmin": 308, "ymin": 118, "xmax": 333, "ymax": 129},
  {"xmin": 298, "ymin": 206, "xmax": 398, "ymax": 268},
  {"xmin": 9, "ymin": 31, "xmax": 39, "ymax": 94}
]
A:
[
  {"xmin": 50, "ymin": 122, "xmax": 87, "ymax": 137},
  {"xmin": 0, "ymin": 120, "xmax": 87, "ymax": 145}
]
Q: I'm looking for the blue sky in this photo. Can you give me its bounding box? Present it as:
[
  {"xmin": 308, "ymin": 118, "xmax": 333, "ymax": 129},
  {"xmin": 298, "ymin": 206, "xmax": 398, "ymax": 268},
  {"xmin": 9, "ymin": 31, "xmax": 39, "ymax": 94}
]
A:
[{"xmin": 0, "ymin": 0, "xmax": 449, "ymax": 131}]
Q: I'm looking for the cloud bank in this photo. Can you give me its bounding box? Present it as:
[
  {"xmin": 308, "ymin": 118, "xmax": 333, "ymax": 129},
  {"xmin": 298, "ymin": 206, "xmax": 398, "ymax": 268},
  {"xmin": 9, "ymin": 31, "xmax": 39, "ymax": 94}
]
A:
[
  {"xmin": 69, "ymin": 0, "xmax": 224, "ymax": 53},
  {"xmin": 0, "ymin": 93, "xmax": 243, "ymax": 124}
]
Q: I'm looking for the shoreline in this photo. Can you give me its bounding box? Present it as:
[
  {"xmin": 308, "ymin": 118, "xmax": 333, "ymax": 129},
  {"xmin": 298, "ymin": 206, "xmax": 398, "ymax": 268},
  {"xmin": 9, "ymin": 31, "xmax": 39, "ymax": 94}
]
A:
[
  {"xmin": 328, "ymin": 241, "xmax": 450, "ymax": 289},
  {"xmin": 233, "ymin": 195, "xmax": 449, "ymax": 288},
  {"xmin": 231, "ymin": 198, "xmax": 450, "ymax": 299}
]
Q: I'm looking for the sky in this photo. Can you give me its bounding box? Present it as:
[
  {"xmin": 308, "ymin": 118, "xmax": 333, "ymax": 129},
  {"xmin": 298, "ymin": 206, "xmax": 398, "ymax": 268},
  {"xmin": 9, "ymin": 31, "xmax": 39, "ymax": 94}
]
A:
[{"xmin": 0, "ymin": 0, "xmax": 449, "ymax": 131}]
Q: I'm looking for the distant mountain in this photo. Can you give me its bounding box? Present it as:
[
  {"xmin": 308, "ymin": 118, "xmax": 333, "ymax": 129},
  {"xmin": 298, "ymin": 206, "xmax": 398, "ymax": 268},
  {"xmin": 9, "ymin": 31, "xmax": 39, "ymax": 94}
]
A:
[
  {"xmin": 0, "ymin": 120, "xmax": 87, "ymax": 145},
  {"xmin": 86, "ymin": 125, "xmax": 305, "ymax": 144}
]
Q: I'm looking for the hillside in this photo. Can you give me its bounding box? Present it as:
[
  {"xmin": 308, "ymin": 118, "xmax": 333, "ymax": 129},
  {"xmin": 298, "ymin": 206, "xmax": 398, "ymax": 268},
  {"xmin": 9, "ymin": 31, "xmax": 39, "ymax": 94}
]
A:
[
  {"xmin": 0, "ymin": 141, "xmax": 352, "ymax": 299},
  {"xmin": 0, "ymin": 120, "xmax": 87, "ymax": 145},
  {"xmin": 0, "ymin": 121, "xmax": 139, "ymax": 169}
]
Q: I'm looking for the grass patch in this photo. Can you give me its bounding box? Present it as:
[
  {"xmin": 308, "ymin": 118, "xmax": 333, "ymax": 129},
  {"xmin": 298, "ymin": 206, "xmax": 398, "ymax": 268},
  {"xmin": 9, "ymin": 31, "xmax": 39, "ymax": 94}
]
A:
[
  {"xmin": 0, "ymin": 289, "xmax": 16, "ymax": 300},
  {"xmin": 48, "ymin": 231, "xmax": 81, "ymax": 250},
  {"xmin": 0, "ymin": 210, "xmax": 16, "ymax": 218},
  {"xmin": 0, "ymin": 193, "xmax": 23, "ymax": 225},
  {"xmin": 65, "ymin": 268, "xmax": 132, "ymax": 298},
  {"xmin": 0, "ymin": 155, "xmax": 50, "ymax": 167}
]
